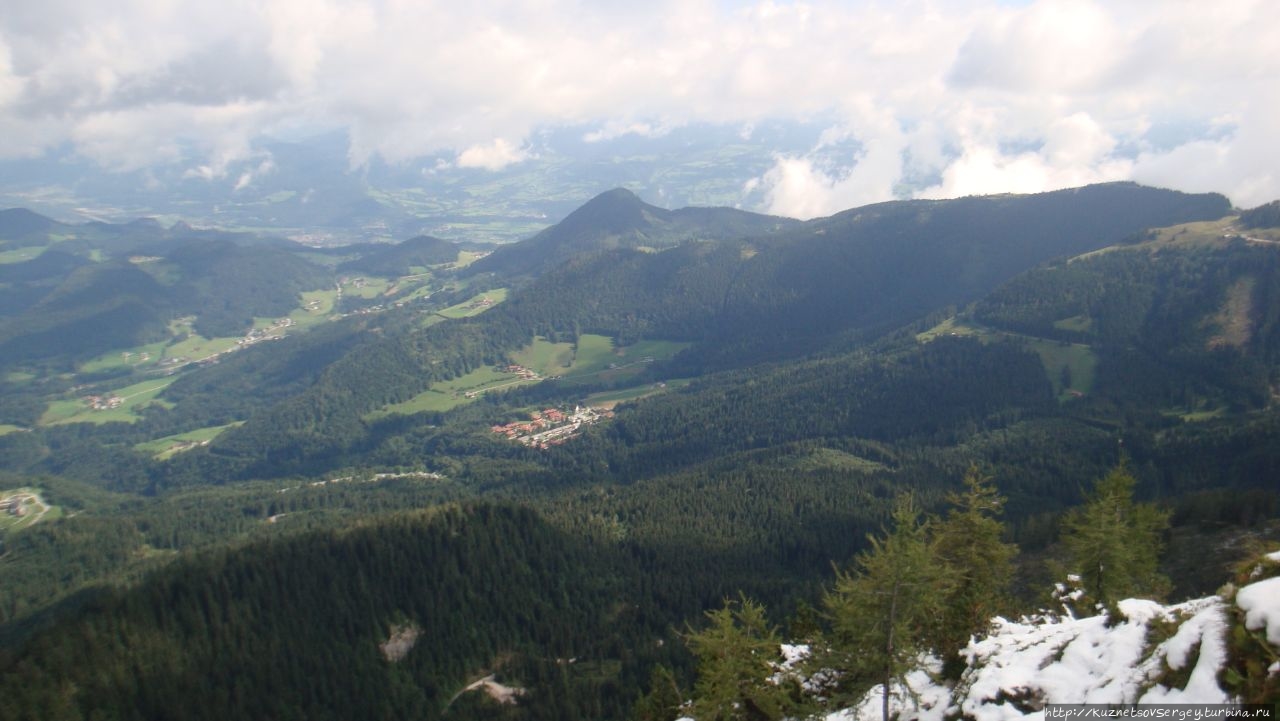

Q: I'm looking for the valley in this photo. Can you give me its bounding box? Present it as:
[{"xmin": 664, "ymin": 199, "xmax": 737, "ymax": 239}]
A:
[{"xmin": 1, "ymin": 184, "xmax": 1279, "ymax": 718}]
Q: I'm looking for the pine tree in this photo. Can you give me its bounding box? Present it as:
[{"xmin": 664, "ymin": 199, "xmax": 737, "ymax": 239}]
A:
[
  {"xmin": 823, "ymin": 494, "xmax": 951, "ymax": 721},
  {"xmin": 1059, "ymin": 463, "xmax": 1170, "ymax": 613},
  {"xmin": 685, "ymin": 595, "xmax": 796, "ymax": 721},
  {"xmin": 931, "ymin": 466, "xmax": 1017, "ymax": 678},
  {"xmin": 631, "ymin": 664, "xmax": 685, "ymax": 721}
]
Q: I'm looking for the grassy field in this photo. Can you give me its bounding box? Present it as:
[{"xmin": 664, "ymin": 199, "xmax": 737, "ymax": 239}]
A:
[
  {"xmin": 585, "ymin": 378, "xmax": 693, "ymax": 408},
  {"xmin": 918, "ymin": 317, "xmax": 1097, "ymax": 400},
  {"xmin": 1052, "ymin": 315, "xmax": 1093, "ymax": 333},
  {"xmin": 566, "ymin": 334, "xmax": 616, "ymax": 374},
  {"xmin": 0, "ymin": 424, "xmax": 26, "ymax": 436},
  {"xmin": 289, "ymin": 289, "xmax": 340, "ymax": 327},
  {"xmin": 915, "ymin": 316, "xmax": 985, "ymax": 342},
  {"xmin": 436, "ymin": 288, "xmax": 509, "ymax": 319},
  {"xmin": 1025, "ymin": 338, "xmax": 1098, "ymax": 399},
  {"xmin": 397, "ymin": 283, "xmax": 438, "ymax": 303},
  {"xmin": 381, "ymin": 275, "xmax": 435, "ymax": 301},
  {"xmin": 79, "ymin": 341, "xmax": 169, "ymax": 374},
  {"xmin": 40, "ymin": 378, "xmax": 176, "ymax": 426},
  {"xmin": 79, "ymin": 314, "xmax": 238, "ymax": 375},
  {"xmin": 165, "ymin": 334, "xmax": 241, "ymax": 362},
  {"xmin": 0, "ymin": 487, "xmax": 61, "ymax": 533},
  {"xmin": 72, "ymin": 285, "xmax": 356, "ymax": 380},
  {"xmin": 366, "ymin": 365, "xmax": 535, "ymax": 418},
  {"xmin": 135, "ymin": 422, "xmax": 244, "ymax": 460},
  {"xmin": 555, "ymin": 335, "xmax": 690, "ymax": 386},
  {"xmin": 0, "ymin": 245, "xmax": 47, "ymax": 264},
  {"xmin": 511, "ymin": 337, "xmax": 576, "ymax": 376},
  {"xmin": 455, "ymin": 250, "xmax": 491, "ymax": 268},
  {"xmin": 340, "ymin": 276, "xmax": 392, "ymax": 299},
  {"xmin": 370, "ymin": 334, "xmax": 690, "ymax": 417},
  {"xmin": 1173, "ymin": 408, "xmax": 1227, "ymax": 422}
]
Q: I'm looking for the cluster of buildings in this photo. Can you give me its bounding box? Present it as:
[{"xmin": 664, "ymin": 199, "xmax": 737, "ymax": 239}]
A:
[
  {"xmin": 490, "ymin": 406, "xmax": 613, "ymax": 449},
  {"xmin": 84, "ymin": 394, "xmax": 125, "ymax": 411},
  {"xmin": 1, "ymin": 495, "xmax": 30, "ymax": 518},
  {"xmin": 237, "ymin": 317, "xmax": 294, "ymax": 347},
  {"xmin": 503, "ymin": 364, "xmax": 539, "ymax": 380}
]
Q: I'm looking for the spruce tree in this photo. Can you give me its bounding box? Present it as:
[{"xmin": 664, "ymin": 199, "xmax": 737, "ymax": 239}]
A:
[
  {"xmin": 631, "ymin": 665, "xmax": 684, "ymax": 721},
  {"xmin": 932, "ymin": 466, "xmax": 1017, "ymax": 678},
  {"xmin": 685, "ymin": 595, "xmax": 797, "ymax": 721},
  {"xmin": 823, "ymin": 494, "xmax": 951, "ymax": 721},
  {"xmin": 1059, "ymin": 463, "xmax": 1170, "ymax": 612}
]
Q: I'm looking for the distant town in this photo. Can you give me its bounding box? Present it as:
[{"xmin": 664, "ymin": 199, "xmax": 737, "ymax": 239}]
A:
[{"xmin": 490, "ymin": 406, "xmax": 613, "ymax": 449}]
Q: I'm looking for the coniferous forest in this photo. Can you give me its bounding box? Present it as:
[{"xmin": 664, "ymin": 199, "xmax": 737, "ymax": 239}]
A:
[{"xmin": 1, "ymin": 183, "xmax": 1279, "ymax": 717}]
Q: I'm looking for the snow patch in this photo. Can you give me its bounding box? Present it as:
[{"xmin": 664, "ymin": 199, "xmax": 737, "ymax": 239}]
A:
[
  {"xmin": 1236, "ymin": 576, "xmax": 1280, "ymax": 646},
  {"xmin": 822, "ymin": 588, "xmax": 1259, "ymax": 721}
]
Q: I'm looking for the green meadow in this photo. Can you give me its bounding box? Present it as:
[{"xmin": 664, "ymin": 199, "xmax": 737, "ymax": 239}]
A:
[
  {"xmin": 436, "ymin": 288, "xmax": 509, "ymax": 319},
  {"xmin": 340, "ymin": 276, "xmax": 392, "ymax": 299},
  {"xmin": 585, "ymin": 378, "xmax": 693, "ymax": 407},
  {"xmin": 40, "ymin": 378, "xmax": 176, "ymax": 426},
  {"xmin": 917, "ymin": 317, "xmax": 1097, "ymax": 400},
  {"xmin": 0, "ymin": 246, "xmax": 47, "ymax": 264},
  {"xmin": 79, "ymin": 341, "xmax": 169, "ymax": 374},
  {"xmin": 366, "ymin": 365, "xmax": 535, "ymax": 418},
  {"xmin": 555, "ymin": 335, "xmax": 690, "ymax": 385},
  {"xmin": 510, "ymin": 337, "xmax": 576, "ymax": 375},
  {"xmin": 135, "ymin": 422, "xmax": 244, "ymax": 460}
]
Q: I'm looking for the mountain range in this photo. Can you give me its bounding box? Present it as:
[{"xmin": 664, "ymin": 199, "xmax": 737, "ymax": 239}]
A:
[{"xmin": 0, "ymin": 181, "xmax": 1278, "ymax": 717}]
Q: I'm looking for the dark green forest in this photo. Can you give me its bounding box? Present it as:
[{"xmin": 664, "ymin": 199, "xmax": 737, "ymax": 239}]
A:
[{"xmin": 1, "ymin": 185, "xmax": 1279, "ymax": 717}]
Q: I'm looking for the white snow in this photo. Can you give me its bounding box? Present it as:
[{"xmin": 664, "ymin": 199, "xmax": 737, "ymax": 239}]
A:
[
  {"xmin": 780, "ymin": 644, "xmax": 810, "ymax": 669},
  {"xmin": 1236, "ymin": 576, "xmax": 1280, "ymax": 646},
  {"xmin": 818, "ymin": 582, "xmax": 1263, "ymax": 721},
  {"xmin": 1134, "ymin": 597, "xmax": 1230, "ymax": 704},
  {"xmin": 957, "ymin": 599, "xmax": 1180, "ymax": 711},
  {"xmin": 823, "ymin": 664, "xmax": 951, "ymax": 721},
  {"xmin": 678, "ymin": 560, "xmax": 1280, "ymax": 721}
]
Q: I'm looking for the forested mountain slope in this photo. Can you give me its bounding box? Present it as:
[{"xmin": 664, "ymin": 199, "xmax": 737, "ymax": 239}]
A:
[
  {"xmin": 3, "ymin": 187, "xmax": 1280, "ymax": 720},
  {"xmin": 337, "ymin": 234, "xmax": 459, "ymax": 276},
  {"xmin": 0, "ymin": 504, "xmax": 677, "ymax": 721},
  {"xmin": 467, "ymin": 187, "xmax": 797, "ymax": 278},
  {"xmin": 203, "ymin": 183, "xmax": 1229, "ymax": 470}
]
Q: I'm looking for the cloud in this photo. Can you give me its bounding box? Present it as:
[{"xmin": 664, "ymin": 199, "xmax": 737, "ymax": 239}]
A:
[
  {"xmin": 455, "ymin": 138, "xmax": 530, "ymax": 171},
  {"xmin": 0, "ymin": 0, "xmax": 1276, "ymax": 208},
  {"xmin": 583, "ymin": 119, "xmax": 676, "ymax": 143}
]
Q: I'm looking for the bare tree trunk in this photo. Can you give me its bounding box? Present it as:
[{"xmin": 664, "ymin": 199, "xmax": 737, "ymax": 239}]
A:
[{"xmin": 884, "ymin": 578, "xmax": 900, "ymax": 721}]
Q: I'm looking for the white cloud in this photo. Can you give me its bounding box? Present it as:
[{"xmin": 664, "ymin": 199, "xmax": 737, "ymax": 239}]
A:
[
  {"xmin": 916, "ymin": 111, "xmax": 1133, "ymax": 200},
  {"xmin": 583, "ymin": 119, "xmax": 676, "ymax": 143},
  {"xmin": 0, "ymin": 0, "xmax": 1276, "ymax": 206},
  {"xmin": 456, "ymin": 138, "xmax": 530, "ymax": 171}
]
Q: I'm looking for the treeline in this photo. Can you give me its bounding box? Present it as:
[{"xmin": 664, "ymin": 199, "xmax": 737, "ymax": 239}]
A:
[
  {"xmin": 658, "ymin": 464, "xmax": 1191, "ymax": 721},
  {"xmin": 1240, "ymin": 200, "xmax": 1280, "ymax": 229}
]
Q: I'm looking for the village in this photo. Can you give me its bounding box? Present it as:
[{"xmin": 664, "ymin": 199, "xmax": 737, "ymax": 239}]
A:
[{"xmin": 490, "ymin": 405, "xmax": 613, "ymax": 449}]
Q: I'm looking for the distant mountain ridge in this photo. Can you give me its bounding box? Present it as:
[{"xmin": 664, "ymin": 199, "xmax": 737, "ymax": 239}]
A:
[
  {"xmin": 468, "ymin": 187, "xmax": 798, "ymax": 278},
  {"xmin": 486, "ymin": 183, "xmax": 1232, "ymax": 368},
  {"xmin": 337, "ymin": 234, "xmax": 459, "ymax": 276},
  {"xmin": 0, "ymin": 208, "xmax": 70, "ymax": 244}
]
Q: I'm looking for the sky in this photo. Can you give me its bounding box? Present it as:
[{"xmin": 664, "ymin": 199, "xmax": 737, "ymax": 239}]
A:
[{"xmin": 1, "ymin": 0, "xmax": 1277, "ymax": 219}]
